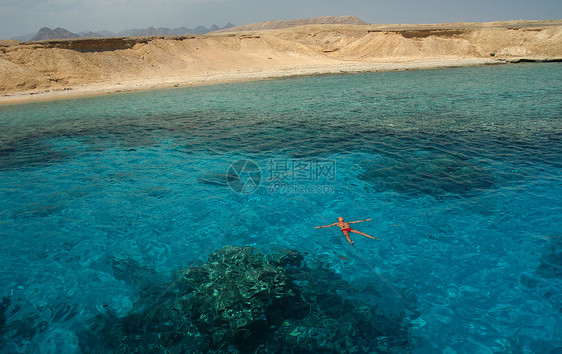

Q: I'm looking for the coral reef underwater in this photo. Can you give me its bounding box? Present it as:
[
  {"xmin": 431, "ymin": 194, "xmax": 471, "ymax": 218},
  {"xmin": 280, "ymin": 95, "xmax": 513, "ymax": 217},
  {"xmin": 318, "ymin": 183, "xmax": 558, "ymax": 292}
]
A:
[{"xmin": 78, "ymin": 245, "xmax": 413, "ymax": 353}]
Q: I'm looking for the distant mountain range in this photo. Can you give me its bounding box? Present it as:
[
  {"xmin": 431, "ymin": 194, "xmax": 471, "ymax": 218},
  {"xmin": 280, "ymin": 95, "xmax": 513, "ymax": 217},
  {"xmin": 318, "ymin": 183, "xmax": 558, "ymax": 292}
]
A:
[
  {"xmin": 12, "ymin": 16, "xmax": 371, "ymax": 41},
  {"xmin": 15, "ymin": 23, "xmax": 236, "ymax": 41}
]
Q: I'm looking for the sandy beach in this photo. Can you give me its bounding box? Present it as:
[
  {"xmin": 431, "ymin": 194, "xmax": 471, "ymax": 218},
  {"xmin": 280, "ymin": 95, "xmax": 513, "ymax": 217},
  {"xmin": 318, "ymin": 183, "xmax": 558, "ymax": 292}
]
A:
[{"xmin": 1, "ymin": 19, "xmax": 560, "ymax": 104}]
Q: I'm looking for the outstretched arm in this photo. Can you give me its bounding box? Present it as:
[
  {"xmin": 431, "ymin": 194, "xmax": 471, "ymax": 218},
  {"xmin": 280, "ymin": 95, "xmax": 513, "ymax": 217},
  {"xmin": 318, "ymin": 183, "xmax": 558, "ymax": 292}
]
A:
[
  {"xmin": 348, "ymin": 218, "xmax": 372, "ymax": 224},
  {"xmin": 315, "ymin": 222, "xmax": 337, "ymax": 229}
]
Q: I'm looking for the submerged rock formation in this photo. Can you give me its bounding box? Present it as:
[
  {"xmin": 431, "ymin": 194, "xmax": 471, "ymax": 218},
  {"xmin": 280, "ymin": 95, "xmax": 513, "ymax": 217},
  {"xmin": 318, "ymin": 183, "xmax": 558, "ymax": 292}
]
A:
[{"xmin": 78, "ymin": 245, "xmax": 413, "ymax": 352}]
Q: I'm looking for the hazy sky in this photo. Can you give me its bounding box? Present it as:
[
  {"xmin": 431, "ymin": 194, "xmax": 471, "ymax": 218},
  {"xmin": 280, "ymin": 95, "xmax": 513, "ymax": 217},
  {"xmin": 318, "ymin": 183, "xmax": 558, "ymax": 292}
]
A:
[{"xmin": 1, "ymin": 0, "xmax": 561, "ymax": 39}]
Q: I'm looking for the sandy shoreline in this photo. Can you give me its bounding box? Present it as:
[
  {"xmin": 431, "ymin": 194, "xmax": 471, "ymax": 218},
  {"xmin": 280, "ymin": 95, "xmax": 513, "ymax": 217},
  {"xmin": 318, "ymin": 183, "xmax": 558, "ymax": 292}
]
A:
[
  {"xmin": 1, "ymin": 20, "xmax": 560, "ymax": 105},
  {"xmin": 0, "ymin": 58, "xmax": 507, "ymax": 105}
]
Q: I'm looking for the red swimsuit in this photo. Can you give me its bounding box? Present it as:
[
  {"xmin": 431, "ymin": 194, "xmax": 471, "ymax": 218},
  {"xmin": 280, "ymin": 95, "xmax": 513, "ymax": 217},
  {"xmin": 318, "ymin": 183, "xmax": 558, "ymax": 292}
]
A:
[{"xmin": 342, "ymin": 228, "xmax": 353, "ymax": 232}]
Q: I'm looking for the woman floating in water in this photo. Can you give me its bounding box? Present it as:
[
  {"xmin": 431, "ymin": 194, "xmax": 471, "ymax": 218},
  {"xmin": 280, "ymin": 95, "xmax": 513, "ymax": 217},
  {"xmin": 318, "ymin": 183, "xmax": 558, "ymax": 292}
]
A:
[{"xmin": 315, "ymin": 217, "xmax": 377, "ymax": 245}]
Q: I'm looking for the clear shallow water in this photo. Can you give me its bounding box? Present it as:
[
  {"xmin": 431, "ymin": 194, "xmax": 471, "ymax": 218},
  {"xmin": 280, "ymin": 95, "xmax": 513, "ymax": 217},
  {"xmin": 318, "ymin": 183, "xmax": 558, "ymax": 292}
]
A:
[{"xmin": 0, "ymin": 63, "xmax": 561, "ymax": 352}]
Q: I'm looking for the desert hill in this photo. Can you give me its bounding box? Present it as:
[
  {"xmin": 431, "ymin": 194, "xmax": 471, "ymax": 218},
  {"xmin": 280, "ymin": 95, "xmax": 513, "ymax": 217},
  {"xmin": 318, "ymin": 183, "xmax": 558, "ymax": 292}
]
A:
[
  {"xmin": 219, "ymin": 15, "xmax": 368, "ymax": 32},
  {"xmin": 0, "ymin": 18, "xmax": 561, "ymax": 102}
]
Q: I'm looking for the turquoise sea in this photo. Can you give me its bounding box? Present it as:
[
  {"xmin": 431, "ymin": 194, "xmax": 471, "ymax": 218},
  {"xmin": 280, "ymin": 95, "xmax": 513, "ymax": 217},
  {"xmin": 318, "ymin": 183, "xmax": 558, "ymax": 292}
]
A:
[{"xmin": 0, "ymin": 63, "xmax": 561, "ymax": 353}]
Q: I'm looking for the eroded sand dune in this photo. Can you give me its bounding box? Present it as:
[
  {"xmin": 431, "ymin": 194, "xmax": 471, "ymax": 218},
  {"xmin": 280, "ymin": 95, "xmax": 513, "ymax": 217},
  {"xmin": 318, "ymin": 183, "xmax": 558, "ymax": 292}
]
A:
[{"xmin": 0, "ymin": 20, "xmax": 560, "ymax": 102}]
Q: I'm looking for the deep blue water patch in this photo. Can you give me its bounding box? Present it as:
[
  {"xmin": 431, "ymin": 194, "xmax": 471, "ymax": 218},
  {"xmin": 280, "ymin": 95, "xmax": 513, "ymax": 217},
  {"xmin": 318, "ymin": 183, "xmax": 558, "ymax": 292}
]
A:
[{"xmin": 0, "ymin": 63, "xmax": 561, "ymax": 353}]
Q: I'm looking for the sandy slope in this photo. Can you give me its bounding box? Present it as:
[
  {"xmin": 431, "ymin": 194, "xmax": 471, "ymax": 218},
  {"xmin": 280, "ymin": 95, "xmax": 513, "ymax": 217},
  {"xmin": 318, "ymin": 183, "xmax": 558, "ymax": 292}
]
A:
[{"xmin": 0, "ymin": 20, "xmax": 560, "ymax": 103}]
